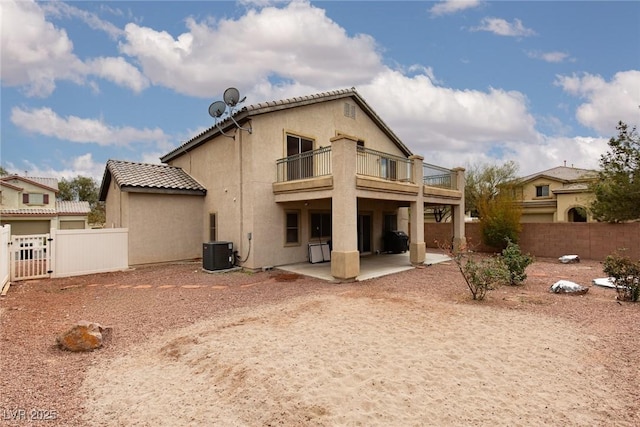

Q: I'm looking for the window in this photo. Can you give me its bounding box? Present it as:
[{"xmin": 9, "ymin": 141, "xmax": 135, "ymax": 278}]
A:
[
  {"xmin": 209, "ymin": 213, "xmax": 217, "ymax": 241},
  {"xmin": 310, "ymin": 212, "xmax": 331, "ymax": 239},
  {"xmin": 381, "ymin": 158, "xmax": 398, "ymax": 180},
  {"xmin": 535, "ymin": 185, "xmax": 550, "ymax": 197},
  {"xmin": 23, "ymin": 193, "xmax": 48, "ymax": 205},
  {"xmin": 285, "ymin": 211, "xmax": 300, "ymax": 244},
  {"xmin": 286, "ymin": 134, "xmax": 314, "ymax": 180}
]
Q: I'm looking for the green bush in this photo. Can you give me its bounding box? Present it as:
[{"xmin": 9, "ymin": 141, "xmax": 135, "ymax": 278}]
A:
[
  {"xmin": 461, "ymin": 256, "xmax": 510, "ymax": 301},
  {"xmin": 500, "ymin": 239, "xmax": 533, "ymax": 286},
  {"xmin": 603, "ymin": 252, "xmax": 640, "ymax": 302}
]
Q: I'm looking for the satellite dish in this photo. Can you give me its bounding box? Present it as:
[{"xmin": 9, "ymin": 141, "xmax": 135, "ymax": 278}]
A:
[
  {"xmin": 208, "ymin": 101, "xmax": 227, "ymax": 118},
  {"xmin": 223, "ymin": 87, "xmax": 241, "ymax": 107}
]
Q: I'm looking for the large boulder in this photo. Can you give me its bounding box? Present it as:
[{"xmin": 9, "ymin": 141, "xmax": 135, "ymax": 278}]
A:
[
  {"xmin": 57, "ymin": 321, "xmax": 110, "ymax": 352},
  {"xmin": 549, "ymin": 280, "xmax": 589, "ymax": 295}
]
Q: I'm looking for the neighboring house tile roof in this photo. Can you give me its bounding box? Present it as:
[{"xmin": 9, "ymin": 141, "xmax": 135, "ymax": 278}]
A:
[
  {"xmin": 0, "ymin": 208, "xmax": 57, "ymax": 217},
  {"xmin": 161, "ymin": 87, "xmax": 413, "ymax": 163},
  {"xmin": 56, "ymin": 201, "xmax": 91, "ymax": 214},
  {"xmin": 0, "ymin": 175, "xmax": 59, "ymax": 192},
  {"xmin": 519, "ymin": 166, "xmax": 597, "ymax": 183},
  {"xmin": 99, "ymin": 160, "xmax": 207, "ymax": 200}
]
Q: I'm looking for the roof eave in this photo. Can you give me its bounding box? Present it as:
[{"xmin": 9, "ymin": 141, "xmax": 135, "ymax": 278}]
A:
[{"xmin": 121, "ymin": 186, "xmax": 207, "ymax": 196}]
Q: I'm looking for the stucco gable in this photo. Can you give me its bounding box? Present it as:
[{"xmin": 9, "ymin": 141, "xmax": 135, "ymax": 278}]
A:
[
  {"xmin": 0, "ymin": 175, "xmax": 59, "ymax": 192},
  {"xmin": 161, "ymin": 88, "xmax": 412, "ymax": 163},
  {"xmin": 99, "ymin": 159, "xmax": 207, "ymax": 201}
]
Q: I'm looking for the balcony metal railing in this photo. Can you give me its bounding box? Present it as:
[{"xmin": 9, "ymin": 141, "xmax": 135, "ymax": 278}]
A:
[
  {"xmin": 276, "ymin": 146, "xmax": 332, "ymax": 183},
  {"xmin": 357, "ymin": 147, "xmax": 412, "ymax": 182},
  {"xmin": 423, "ymin": 162, "xmax": 456, "ymax": 190}
]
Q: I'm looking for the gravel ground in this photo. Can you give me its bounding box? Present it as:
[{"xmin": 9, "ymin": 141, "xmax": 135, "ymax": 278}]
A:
[{"xmin": 0, "ymin": 256, "xmax": 638, "ymax": 426}]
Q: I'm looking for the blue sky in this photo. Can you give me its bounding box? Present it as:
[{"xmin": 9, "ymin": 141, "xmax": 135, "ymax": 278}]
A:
[{"xmin": 1, "ymin": 0, "xmax": 639, "ymax": 181}]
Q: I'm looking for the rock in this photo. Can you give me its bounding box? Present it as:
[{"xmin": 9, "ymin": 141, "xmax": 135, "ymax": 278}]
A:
[
  {"xmin": 549, "ymin": 280, "xmax": 589, "ymax": 295},
  {"xmin": 57, "ymin": 321, "xmax": 110, "ymax": 352},
  {"xmin": 558, "ymin": 255, "xmax": 580, "ymax": 264}
]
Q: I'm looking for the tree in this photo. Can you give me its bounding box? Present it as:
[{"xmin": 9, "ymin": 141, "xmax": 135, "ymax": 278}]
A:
[
  {"xmin": 0, "ymin": 166, "xmax": 8, "ymax": 176},
  {"xmin": 465, "ymin": 161, "xmax": 520, "ymax": 218},
  {"xmin": 58, "ymin": 176, "xmax": 105, "ymax": 225},
  {"xmin": 590, "ymin": 122, "xmax": 640, "ymax": 222},
  {"xmin": 478, "ymin": 189, "xmax": 523, "ymax": 250}
]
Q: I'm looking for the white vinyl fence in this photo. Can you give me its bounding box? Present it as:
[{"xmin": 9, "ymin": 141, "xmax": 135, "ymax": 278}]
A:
[
  {"xmin": 0, "ymin": 225, "xmax": 11, "ymax": 289},
  {"xmin": 50, "ymin": 228, "xmax": 128, "ymax": 278}
]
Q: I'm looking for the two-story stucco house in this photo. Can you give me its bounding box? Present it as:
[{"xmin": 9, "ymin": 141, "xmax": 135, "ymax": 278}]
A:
[
  {"xmin": 99, "ymin": 88, "xmax": 466, "ymax": 280},
  {"xmin": 517, "ymin": 166, "xmax": 598, "ymax": 223},
  {"xmin": 0, "ymin": 175, "xmax": 91, "ymax": 234}
]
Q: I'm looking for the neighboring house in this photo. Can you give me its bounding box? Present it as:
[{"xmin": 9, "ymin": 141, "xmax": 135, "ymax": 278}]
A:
[
  {"xmin": 516, "ymin": 166, "xmax": 598, "ymax": 223},
  {"xmin": 99, "ymin": 88, "xmax": 466, "ymax": 280},
  {"xmin": 0, "ymin": 175, "xmax": 91, "ymax": 234}
]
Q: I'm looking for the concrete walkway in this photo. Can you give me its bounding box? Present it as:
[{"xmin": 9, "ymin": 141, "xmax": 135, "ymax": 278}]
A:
[{"xmin": 277, "ymin": 251, "xmax": 451, "ymax": 282}]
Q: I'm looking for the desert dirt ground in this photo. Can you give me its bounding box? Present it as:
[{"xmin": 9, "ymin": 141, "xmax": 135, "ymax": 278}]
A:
[{"xmin": 0, "ymin": 255, "xmax": 638, "ymax": 426}]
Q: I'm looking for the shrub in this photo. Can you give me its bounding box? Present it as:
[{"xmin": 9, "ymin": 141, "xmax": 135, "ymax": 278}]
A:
[
  {"xmin": 603, "ymin": 252, "xmax": 640, "ymax": 302},
  {"xmin": 461, "ymin": 256, "xmax": 510, "ymax": 300},
  {"xmin": 438, "ymin": 239, "xmax": 509, "ymax": 301},
  {"xmin": 500, "ymin": 239, "xmax": 534, "ymax": 286}
]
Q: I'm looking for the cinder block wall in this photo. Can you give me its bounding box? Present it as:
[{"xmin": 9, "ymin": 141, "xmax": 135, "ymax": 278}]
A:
[{"xmin": 425, "ymin": 222, "xmax": 640, "ymax": 260}]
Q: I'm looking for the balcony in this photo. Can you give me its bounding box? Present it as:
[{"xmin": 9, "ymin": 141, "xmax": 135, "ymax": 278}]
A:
[
  {"xmin": 275, "ymin": 146, "xmax": 415, "ymax": 184},
  {"xmin": 273, "ymin": 145, "xmax": 461, "ymax": 204}
]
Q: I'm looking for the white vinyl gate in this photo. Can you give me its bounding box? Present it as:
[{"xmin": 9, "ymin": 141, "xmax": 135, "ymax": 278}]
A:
[{"xmin": 10, "ymin": 234, "xmax": 52, "ymax": 281}]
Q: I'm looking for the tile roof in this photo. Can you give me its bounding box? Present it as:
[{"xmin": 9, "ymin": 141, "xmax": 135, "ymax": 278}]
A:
[
  {"xmin": 56, "ymin": 201, "xmax": 91, "ymax": 214},
  {"xmin": 0, "ymin": 175, "xmax": 58, "ymax": 191},
  {"xmin": 0, "ymin": 208, "xmax": 57, "ymax": 217},
  {"xmin": 99, "ymin": 160, "xmax": 206, "ymax": 200},
  {"xmin": 520, "ymin": 166, "xmax": 597, "ymax": 183},
  {"xmin": 161, "ymin": 87, "xmax": 412, "ymax": 163}
]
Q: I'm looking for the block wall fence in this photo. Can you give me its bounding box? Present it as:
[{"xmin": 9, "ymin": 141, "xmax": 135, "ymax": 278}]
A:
[{"xmin": 423, "ymin": 222, "xmax": 640, "ymax": 261}]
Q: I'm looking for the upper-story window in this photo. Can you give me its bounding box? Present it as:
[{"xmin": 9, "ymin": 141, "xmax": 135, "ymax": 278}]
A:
[
  {"xmin": 535, "ymin": 185, "xmax": 550, "ymax": 197},
  {"xmin": 23, "ymin": 193, "xmax": 49, "ymax": 205},
  {"xmin": 286, "ymin": 134, "xmax": 314, "ymax": 180}
]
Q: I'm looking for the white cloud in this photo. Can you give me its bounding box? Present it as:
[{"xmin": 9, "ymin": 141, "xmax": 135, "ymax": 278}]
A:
[
  {"xmin": 359, "ymin": 69, "xmax": 537, "ymax": 147},
  {"xmin": 86, "ymin": 57, "xmax": 150, "ymax": 93},
  {"xmin": 471, "ymin": 17, "xmax": 536, "ymax": 37},
  {"xmin": 429, "ymin": 0, "xmax": 482, "ymax": 17},
  {"xmin": 10, "ymin": 107, "xmax": 169, "ymax": 146},
  {"xmin": 0, "ymin": 0, "xmax": 145, "ymax": 96},
  {"xmin": 555, "ymin": 70, "xmax": 640, "ymax": 135},
  {"xmin": 41, "ymin": 1, "xmax": 124, "ymax": 40},
  {"xmin": 0, "ymin": 0, "xmax": 84, "ymax": 96},
  {"xmin": 10, "ymin": 153, "xmax": 105, "ymax": 181},
  {"xmin": 118, "ymin": 1, "xmax": 385, "ymax": 97},
  {"xmin": 526, "ymin": 50, "xmax": 573, "ymax": 63}
]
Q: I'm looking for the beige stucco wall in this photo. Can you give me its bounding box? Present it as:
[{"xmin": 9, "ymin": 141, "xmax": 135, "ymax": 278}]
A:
[
  {"xmin": 169, "ymin": 98, "xmax": 412, "ymax": 269},
  {"xmin": 127, "ymin": 193, "xmax": 204, "ymax": 265},
  {"xmin": 521, "ymin": 177, "xmax": 561, "ymax": 202},
  {"xmin": 104, "ymin": 180, "xmax": 126, "ymax": 228},
  {"xmin": 0, "ymin": 179, "xmax": 56, "ymax": 210},
  {"xmin": 556, "ymin": 192, "xmax": 595, "ymax": 222},
  {"xmin": 521, "ymin": 177, "xmax": 595, "ymax": 222}
]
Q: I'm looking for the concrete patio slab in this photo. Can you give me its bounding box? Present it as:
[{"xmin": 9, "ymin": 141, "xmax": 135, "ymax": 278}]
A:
[{"xmin": 277, "ymin": 251, "xmax": 451, "ymax": 282}]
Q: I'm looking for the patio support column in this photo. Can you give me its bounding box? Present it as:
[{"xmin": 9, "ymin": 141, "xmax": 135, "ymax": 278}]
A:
[
  {"xmin": 329, "ymin": 135, "xmax": 359, "ymax": 281},
  {"xmin": 409, "ymin": 155, "xmax": 426, "ymax": 265},
  {"xmin": 452, "ymin": 167, "xmax": 467, "ymax": 251}
]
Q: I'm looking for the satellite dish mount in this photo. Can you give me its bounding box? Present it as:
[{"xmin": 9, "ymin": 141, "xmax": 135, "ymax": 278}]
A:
[{"xmin": 208, "ymin": 87, "xmax": 252, "ymax": 139}]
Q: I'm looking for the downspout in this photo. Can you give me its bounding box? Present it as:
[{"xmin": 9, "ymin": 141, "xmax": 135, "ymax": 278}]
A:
[{"xmin": 239, "ymin": 128, "xmax": 244, "ymax": 260}]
